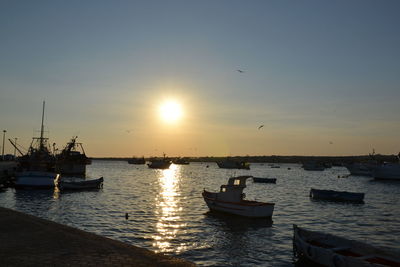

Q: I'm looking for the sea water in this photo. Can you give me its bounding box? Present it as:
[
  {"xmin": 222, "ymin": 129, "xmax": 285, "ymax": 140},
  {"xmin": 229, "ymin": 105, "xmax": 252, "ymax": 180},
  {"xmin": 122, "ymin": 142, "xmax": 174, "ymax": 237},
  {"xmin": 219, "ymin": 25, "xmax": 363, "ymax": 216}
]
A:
[{"xmin": 0, "ymin": 160, "xmax": 399, "ymax": 266}]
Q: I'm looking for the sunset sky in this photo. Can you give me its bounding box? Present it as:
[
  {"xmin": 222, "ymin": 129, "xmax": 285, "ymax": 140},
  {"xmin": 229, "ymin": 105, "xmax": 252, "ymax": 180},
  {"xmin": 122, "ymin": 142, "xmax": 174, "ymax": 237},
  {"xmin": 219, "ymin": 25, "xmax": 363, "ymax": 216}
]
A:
[{"xmin": 1, "ymin": 1, "xmax": 399, "ymax": 157}]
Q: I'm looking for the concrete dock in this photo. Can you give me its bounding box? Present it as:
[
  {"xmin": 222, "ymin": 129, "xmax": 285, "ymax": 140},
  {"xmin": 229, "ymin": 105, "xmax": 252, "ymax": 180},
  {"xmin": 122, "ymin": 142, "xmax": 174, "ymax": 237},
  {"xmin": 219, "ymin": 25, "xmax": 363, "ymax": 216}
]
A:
[{"xmin": 0, "ymin": 207, "xmax": 195, "ymax": 266}]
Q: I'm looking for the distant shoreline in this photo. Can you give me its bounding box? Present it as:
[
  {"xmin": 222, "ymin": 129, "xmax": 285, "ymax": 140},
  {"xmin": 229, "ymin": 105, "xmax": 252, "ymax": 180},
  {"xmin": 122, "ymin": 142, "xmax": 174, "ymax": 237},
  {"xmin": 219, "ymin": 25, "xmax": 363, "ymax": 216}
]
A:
[{"xmin": 91, "ymin": 154, "xmax": 399, "ymax": 164}]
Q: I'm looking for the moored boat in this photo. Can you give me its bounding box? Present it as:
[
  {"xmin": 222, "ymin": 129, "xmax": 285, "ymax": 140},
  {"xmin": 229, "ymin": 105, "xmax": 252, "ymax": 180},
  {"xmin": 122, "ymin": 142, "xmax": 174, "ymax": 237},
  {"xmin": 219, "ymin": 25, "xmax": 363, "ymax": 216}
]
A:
[
  {"xmin": 373, "ymin": 162, "xmax": 400, "ymax": 181},
  {"xmin": 128, "ymin": 157, "xmax": 146, "ymax": 165},
  {"xmin": 302, "ymin": 161, "xmax": 325, "ymax": 171},
  {"xmin": 14, "ymin": 171, "xmax": 59, "ymax": 189},
  {"xmin": 55, "ymin": 176, "xmax": 103, "ymax": 191},
  {"xmin": 345, "ymin": 162, "xmax": 376, "ymax": 176},
  {"xmin": 147, "ymin": 154, "xmax": 171, "ymax": 169},
  {"xmin": 55, "ymin": 136, "xmax": 91, "ymax": 176},
  {"xmin": 202, "ymin": 176, "xmax": 274, "ymax": 218},
  {"xmin": 217, "ymin": 158, "xmax": 250, "ymax": 170},
  {"xmin": 310, "ymin": 188, "xmax": 364, "ymax": 203},
  {"xmin": 252, "ymin": 177, "xmax": 277, "ymax": 184},
  {"xmin": 293, "ymin": 224, "xmax": 400, "ymax": 267}
]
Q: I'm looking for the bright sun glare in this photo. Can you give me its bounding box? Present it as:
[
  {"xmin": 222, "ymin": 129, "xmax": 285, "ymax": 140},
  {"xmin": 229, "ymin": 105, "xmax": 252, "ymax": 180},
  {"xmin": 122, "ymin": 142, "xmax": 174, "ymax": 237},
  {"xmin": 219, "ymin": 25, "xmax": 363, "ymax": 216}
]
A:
[{"xmin": 159, "ymin": 100, "xmax": 183, "ymax": 123}]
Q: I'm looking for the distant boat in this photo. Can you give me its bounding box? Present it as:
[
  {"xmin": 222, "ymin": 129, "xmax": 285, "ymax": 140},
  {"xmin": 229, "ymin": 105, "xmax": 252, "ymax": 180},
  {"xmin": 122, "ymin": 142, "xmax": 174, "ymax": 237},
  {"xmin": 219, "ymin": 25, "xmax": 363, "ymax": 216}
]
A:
[
  {"xmin": 270, "ymin": 165, "xmax": 280, "ymax": 169},
  {"xmin": 147, "ymin": 154, "xmax": 171, "ymax": 169},
  {"xmin": 293, "ymin": 224, "xmax": 400, "ymax": 267},
  {"xmin": 310, "ymin": 188, "xmax": 364, "ymax": 203},
  {"xmin": 302, "ymin": 162, "xmax": 325, "ymax": 171},
  {"xmin": 253, "ymin": 177, "xmax": 277, "ymax": 184},
  {"xmin": 217, "ymin": 158, "xmax": 250, "ymax": 170},
  {"xmin": 373, "ymin": 162, "xmax": 400, "ymax": 180},
  {"xmin": 128, "ymin": 157, "xmax": 146, "ymax": 165},
  {"xmin": 345, "ymin": 162, "xmax": 376, "ymax": 176},
  {"xmin": 55, "ymin": 176, "xmax": 103, "ymax": 191},
  {"xmin": 172, "ymin": 157, "xmax": 190, "ymax": 165},
  {"xmin": 202, "ymin": 175, "xmax": 274, "ymax": 218},
  {"xmin": 55, "ymin": 136, "xmax": 91, "ymax": 176}
]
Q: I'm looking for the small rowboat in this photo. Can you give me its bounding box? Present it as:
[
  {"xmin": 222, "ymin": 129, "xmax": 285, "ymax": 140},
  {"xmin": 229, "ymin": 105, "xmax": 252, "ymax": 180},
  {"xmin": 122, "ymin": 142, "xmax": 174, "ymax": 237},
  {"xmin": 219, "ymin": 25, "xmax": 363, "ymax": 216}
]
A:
[
  {"xmin": 293, "ymin": 224, "xmax": 400, "ymax": 267},
  {"xmin": 252, "ymin": 177, "xmax": 277, "ymax": 184},
  {"xmin": 57, "ymin": 177, "xmax": 103, "ymax": 191},
  {"xmin": 310, "ymin": 188, "xmax": 364, "ymax": 203}
]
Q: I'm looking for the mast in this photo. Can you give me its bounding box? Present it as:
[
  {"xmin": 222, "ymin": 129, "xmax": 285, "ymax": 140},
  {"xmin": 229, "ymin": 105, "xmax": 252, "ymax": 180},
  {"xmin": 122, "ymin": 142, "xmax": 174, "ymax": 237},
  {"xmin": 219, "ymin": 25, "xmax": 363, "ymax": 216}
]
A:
[{"xmin": 40, "ymin": 101, "xmax": 45, "ymax": 149}]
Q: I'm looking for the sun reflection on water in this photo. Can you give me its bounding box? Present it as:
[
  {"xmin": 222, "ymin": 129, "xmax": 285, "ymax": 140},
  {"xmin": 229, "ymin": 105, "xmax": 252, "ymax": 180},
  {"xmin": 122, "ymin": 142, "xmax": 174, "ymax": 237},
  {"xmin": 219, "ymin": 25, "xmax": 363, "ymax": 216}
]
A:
[{"xmin": 152, "ymin": 164, "xmax": 187, "ymax": 253}]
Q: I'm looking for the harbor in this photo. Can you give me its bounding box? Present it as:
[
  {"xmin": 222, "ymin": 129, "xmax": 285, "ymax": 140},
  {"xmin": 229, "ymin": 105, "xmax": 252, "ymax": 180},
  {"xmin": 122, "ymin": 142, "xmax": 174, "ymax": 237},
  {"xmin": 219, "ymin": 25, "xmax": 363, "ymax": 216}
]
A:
[{"xmin": 1, "ymin": 161, "xmax": 399, "ymax": 266}]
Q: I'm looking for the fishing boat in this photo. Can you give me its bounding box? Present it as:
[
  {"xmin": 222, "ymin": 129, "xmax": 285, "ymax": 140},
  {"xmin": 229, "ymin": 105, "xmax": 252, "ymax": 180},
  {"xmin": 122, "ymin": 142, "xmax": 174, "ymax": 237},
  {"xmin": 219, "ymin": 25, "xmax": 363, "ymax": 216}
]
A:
[
  {"xmin": 310, "ymin": 188, "xmax": 364, "ymax": 203},
  {"xmin": 13, "ymin": 102, "xmax": 59, "ymax": 189},
  {"xmin": 202, "ymin": 176, "xmax": 275, "ymax": 218},
  {"xmin": 128, "ymin": 157, "xmax": 146, "ymax": 165},
  {"xmin": 55, "ymin": 136, "xmax": 91, "ymax": 176},
  {"xmin": 147, "ymin": 154, "xmax": 171, "ymax": 169},
  {"xmin": 252, "ymin": 177, "xmax": 277, "ymax": 184},
  {"xmin": 293, "ymin": 224, "xmax": 400, "ymax": 267},
  {"xmin": 217, "ymin": 158, "xmax": 250, "ymax": 170},
  {"xmin": 55, "ymin": 176, "xmax": 103, "ymax": 191}
]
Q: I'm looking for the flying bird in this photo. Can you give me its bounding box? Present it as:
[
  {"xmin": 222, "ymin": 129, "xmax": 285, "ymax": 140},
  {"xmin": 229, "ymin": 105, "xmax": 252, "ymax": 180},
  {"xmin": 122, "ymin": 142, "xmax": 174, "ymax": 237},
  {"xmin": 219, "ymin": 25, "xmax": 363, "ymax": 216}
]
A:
[
  {"xmin": 258, "ymin": 125, "xmax": 264, "ymax": 130},
  {"xmin": 237, "ymin": 69, "xmax": 245, "ymax": 73},
  {"xmin": 329, "ymin": 141, "xmax": 333, "ymax": 145}
]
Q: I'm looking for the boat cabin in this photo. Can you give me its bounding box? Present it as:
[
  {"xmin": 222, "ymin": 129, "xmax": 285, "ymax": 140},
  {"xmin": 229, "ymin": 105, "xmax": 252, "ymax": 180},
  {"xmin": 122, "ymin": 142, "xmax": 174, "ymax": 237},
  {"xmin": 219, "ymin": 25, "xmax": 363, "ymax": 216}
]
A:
[{"xmin": 219, "ymin": 176, "xmax": 252, "ymax": 202}]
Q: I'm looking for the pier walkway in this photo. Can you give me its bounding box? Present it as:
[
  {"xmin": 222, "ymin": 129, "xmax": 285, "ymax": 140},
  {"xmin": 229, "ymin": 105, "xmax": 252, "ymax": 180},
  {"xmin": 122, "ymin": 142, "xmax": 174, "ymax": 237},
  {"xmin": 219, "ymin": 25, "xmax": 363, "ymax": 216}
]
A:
[{"xmin": 0, "ymin": 207, "xmax": 195, "ymax": 266}]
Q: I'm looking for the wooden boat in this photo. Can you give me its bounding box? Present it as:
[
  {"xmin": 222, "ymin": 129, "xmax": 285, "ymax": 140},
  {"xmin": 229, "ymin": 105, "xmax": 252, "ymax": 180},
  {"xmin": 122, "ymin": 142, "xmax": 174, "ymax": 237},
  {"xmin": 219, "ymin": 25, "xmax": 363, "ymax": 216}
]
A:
[
  {"xmin": 252, "ymin": 177, "xmax": 277, "ymax": 184},
  {"xmin": 147, "ymin": 154, "xmax": 171, "ymax": 169},
  {"xmin": 310, "ymin": 188, "xmax": 364, "ymax": 203},
  {"xmin": 56, "ymin": 177, "xmax": 103, "ymax": 191},
  {"xmin": 202, "ymin": 176, "xmax": 274, "ymax": 218},
  {"xmin": 15, "ymin": 171, "xmax": 59, "ymax": 189},
  {"xmin": 293, "ymin": 224, "xmax": 400, "ymax": 267},
  {"xmin": 302, "ymin": 161, "xmax": 325, "ymax": 171},
  {"xmin": 373, "ymin": 163, "xmax": 400, "ymax": 180}
]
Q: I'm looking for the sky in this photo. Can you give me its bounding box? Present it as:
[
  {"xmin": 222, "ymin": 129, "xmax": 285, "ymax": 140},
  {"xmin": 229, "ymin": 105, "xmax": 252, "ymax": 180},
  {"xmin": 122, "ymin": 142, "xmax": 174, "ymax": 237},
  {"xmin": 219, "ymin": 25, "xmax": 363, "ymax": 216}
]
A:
[{"xmin": 1, "ymin": 0, "xmax": 400, "ymax": 157}]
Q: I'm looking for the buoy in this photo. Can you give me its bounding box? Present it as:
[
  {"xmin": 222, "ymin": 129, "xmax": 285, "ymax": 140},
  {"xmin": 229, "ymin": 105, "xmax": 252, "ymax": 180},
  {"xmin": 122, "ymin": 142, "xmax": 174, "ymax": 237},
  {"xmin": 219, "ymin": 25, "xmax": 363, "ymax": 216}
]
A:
[{"xmin": 125, "ymin": 213, "xmax": 129, "ymax": 220}]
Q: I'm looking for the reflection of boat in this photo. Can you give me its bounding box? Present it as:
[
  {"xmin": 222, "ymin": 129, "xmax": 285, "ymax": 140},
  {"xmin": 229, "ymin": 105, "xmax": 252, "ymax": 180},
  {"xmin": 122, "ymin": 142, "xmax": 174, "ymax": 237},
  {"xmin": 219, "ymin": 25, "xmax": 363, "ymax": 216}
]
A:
[
  {"xmin": 55, "ymin": 176, "xmax": 103, "ymax": 191},
  {"xmin": 253, "ymin": 177, "xmax": 276, "ymax": 184},
  {"xmin": 148, "ymin": 154, "xmax": 171, "ymax": 169},
  {"xmin": 302, "ymin": 162, "xmax": 325, "ymax": 171},
  {"xmin": 293, "ymin": 224, "xmax": 400, "ymax": 267},
  {"xmin": 345, "ymin": 162, "xmax": 376, "ymax": 176},
  {"xmin": 13, "ymin": 102, "xmax": 59, "ymax": 189},
  {"xmin": 310, "ymin": 188, "xmax": 364, "ymax": 203},
  {"xmin": 14, "ymin": 171, "xmax": 59, "ymax": 189},
  {"xmin": 217, "ymin": 158, "xmax": 250, "ymax": 170},
  {"xmin": 128, "ymin": 157, "xmax": 146, "ymax": 164},
  {"xmin": 55, "ymin": 136, "xmax": 91, "ymax": 176},
  {"xmin": 202, "ymin": 176, "xmax": 274, "ymax": 218},
  {"xmin": 373, "ymin": 162, "xmax": 400, "ymax": 180}
]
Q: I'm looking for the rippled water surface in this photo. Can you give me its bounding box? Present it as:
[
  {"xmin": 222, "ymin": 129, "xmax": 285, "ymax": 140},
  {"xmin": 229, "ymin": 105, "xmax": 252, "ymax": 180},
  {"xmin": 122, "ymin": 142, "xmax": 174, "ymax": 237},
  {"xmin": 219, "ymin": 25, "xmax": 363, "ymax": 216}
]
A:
[{"xmin": 1, "ymin": 161, "xmax": 399, "ymax": 266}]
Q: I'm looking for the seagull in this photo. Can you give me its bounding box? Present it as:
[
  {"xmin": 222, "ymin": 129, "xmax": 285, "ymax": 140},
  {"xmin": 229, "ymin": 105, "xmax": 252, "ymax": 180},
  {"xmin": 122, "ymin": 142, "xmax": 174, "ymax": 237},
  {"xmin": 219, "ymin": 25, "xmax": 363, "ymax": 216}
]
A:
[
  {"xmin": 237, "ymin": 69, "xmax": 245, "ymax": 73},
  {"xmin": 258, "ymin": 125, "xmax": 264, "ymax": 130},
  {"xmin": 329, "ymin": 141, "xmax": 333, "ymax": 145}
]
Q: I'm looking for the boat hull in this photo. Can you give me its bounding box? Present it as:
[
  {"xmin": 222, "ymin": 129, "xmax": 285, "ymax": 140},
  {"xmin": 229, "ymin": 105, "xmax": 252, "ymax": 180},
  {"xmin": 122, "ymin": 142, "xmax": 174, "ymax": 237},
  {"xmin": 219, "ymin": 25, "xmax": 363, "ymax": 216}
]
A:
[
  {"xmin": 202, "ymin": 192, "xmax": 274, "ymax": 218},
  {"xmin": 310, "ymin": 188, "xmax": 364, "ymax": 203},
  {"xmin": 14, "ymin": 171, "xmax": 59, "ymax": 189},
  {"xmin": 373, "ymin": 164, "xmax": 400, "ymax": 180},
  {"xmin": 253, "ymin": 177, "xmax": 276, "ymax": 184},
  {"xmin": 58, "ymin": 177, "xmax": 103, "ymax": 191},
  {"xmin": 293, "ymin": 224, "xmax": 400, "ymax": 267}
]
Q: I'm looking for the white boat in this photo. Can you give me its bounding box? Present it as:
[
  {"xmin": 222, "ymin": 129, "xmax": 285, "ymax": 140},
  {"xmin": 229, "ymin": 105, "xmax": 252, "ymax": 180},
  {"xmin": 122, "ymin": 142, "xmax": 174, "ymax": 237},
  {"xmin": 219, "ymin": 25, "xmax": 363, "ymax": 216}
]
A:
[
  {"xmin": 202, "ymin": 176, "xmax": 274, "ymax": 218},
  {"xmin": 293, "ymin": 224, "xmax": 400, "ymax": 267},
  {"xmin": 14, "ymin": 171, "xmax": 59, "ymax": 189},
  {"xmin": 373, "ymin": 163, "xmax": 400, "ymax": 180}
]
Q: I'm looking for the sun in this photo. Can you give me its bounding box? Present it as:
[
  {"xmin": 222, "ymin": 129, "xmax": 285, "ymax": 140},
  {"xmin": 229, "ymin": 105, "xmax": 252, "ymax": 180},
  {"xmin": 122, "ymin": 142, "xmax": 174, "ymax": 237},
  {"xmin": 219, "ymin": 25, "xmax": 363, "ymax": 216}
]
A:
[{"xmin": 159, "ymin": 100, "xmax": 183, "ymax": 123}]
